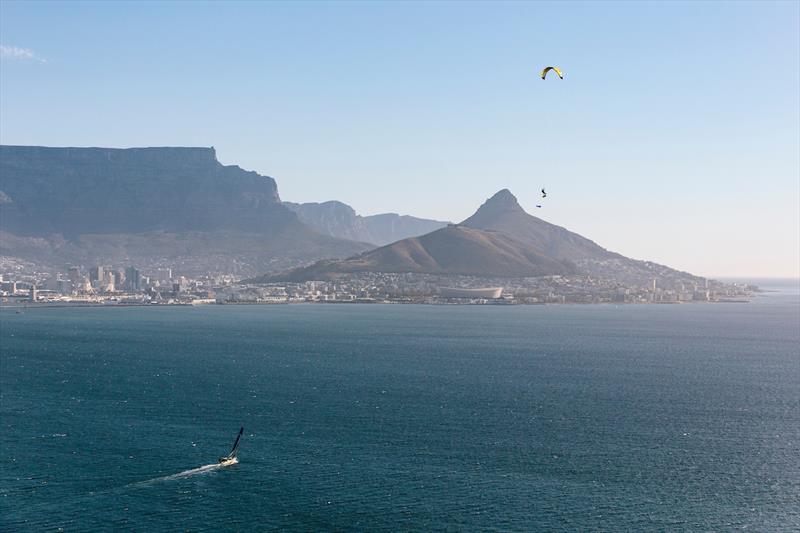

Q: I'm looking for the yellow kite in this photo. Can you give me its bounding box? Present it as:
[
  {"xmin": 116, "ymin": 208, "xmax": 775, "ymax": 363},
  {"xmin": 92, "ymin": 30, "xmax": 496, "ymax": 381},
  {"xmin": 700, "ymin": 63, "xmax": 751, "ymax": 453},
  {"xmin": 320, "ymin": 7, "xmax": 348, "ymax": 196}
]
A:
[{"xmin": 540, "ymin": 66, "xmax": 563, "ymax": 80}]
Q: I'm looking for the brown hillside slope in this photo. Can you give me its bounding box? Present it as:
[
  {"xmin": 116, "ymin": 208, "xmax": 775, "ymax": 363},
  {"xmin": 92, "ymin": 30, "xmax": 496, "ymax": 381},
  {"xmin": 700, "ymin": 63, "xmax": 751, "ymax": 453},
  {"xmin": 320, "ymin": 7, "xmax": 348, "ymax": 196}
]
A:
[{"xmin": 266, "ymin": 225, "xmax": 572, "ymax": 281}]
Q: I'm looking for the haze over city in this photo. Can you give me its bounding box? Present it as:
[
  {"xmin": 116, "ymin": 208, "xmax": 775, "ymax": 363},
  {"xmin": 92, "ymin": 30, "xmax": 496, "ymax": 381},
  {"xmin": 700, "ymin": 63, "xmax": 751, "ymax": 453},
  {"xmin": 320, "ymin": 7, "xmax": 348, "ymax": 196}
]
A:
[{"xmin": 1, "ymin": 0, "xmax": 798, "ymax": 278}]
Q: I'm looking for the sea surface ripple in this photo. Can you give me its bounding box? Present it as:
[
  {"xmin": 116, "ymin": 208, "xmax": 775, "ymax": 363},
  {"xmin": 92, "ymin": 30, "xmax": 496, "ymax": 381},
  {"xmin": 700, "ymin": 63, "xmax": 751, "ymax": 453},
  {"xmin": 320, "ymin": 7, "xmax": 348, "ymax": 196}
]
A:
[{"xmin": 1, "ymin": 284, "xmax": 798, "ymax": 530}]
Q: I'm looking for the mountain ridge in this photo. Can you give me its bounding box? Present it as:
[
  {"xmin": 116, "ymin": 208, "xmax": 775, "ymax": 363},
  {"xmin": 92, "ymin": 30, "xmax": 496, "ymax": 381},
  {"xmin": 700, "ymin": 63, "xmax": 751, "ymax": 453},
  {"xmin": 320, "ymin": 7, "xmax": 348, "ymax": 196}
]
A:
[
  {"xmin": 461, "ymin": 189, "xmax": 701, "ymax": 284},
  {"xmin": 265, "ymin": 224, "xmax": 573, "ymax": 281},
  {"xmin": 0, "ymin": 145, "xmax": 370, "ymax": 275},
  {"xmin": 462, "ymin": 189, "xmax": 618, "ymax": 262},
  {"xmin": 259, "ymin": 189, "xmax": 702, "ymax": 285},
  {"xmin": 284, "ymin": 200, "xmax": 449, "ymax": 246}
]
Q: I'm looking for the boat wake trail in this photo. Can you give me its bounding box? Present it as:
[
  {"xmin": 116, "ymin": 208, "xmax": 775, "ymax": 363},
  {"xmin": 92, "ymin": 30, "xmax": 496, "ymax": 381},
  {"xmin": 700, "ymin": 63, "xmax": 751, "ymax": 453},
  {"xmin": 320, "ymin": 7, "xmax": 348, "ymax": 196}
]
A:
[
  {"xmin": 130, "ymin": 429, "xmax": 243, "ymax": 487},
  {"xmin": 132, "ymin": 463, "xmax": 225, "ymax": 487},
  {"xmin": 158, "ymin": 463, "xmax": 223, "ymax": 480}
]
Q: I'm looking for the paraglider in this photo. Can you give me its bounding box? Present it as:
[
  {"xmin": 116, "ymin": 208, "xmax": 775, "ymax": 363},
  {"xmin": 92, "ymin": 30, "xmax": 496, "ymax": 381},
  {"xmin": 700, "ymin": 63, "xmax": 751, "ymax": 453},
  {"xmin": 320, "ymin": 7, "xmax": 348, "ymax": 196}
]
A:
[
  {"xmin": 538, "ymin": 66, "xmax": 560, "ymax": 209},
  {"xmin": 540, "ymin": 66, "xmax": 563, "ymax": 80},
  {"xmin": 536, "ymin": 189, "xmax": 547, "ymax": 208}
]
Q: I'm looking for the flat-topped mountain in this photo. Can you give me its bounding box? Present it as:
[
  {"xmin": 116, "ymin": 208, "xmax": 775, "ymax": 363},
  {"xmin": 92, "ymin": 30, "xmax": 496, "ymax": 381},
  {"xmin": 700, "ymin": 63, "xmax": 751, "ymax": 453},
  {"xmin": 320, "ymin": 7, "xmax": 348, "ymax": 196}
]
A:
[
  {"xmin": 0, "ymin": 145, "xmax": 706, "ymax": 284},
  {"xmin": 0, "ymin": 145, "xmax": 369, "ymax": 275},
  {"xmin": 285, "ymin": 200, "xmax": 449, "ymax": 246},
  {"xmin": 2, "ymin": 145, "xmax": 288, "ymax": 235},
  {"xmin": 260, "ymin": 189, "xmax": 703, "ymax": 285}
]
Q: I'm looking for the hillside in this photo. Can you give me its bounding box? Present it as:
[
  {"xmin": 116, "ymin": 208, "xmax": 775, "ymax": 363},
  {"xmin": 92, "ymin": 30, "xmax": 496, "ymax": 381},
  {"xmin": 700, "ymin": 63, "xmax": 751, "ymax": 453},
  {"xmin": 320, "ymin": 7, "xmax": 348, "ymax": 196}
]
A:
[
  {"xmin": 285, "ymin": 200, "xmax": 448, "ymax": 246},
  {"xmin": 0, "ymin": 146, "xmax": 370, "ymax": 275},
  {"xmin": 462, "ymin": 190, "xmax": 702, "ymax": 285},
  {"xmin": 263, "ymin": 224, "xmax": 573, "ymax": 282},
  {"xmin": 462, "ymin": 189, "xmax": 617, "ymax": 261},
  {"xmin": 259, "ymin": 189, "xmax": 703, "ymax": 285}
]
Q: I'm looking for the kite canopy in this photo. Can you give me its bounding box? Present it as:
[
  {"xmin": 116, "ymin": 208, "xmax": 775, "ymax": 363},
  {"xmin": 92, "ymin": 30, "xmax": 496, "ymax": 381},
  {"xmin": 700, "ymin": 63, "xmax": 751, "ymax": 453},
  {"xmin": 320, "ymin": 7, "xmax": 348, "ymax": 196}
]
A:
[{"xmin": 540, "ymin": 66, "xmax": 563, "ymax": 80}]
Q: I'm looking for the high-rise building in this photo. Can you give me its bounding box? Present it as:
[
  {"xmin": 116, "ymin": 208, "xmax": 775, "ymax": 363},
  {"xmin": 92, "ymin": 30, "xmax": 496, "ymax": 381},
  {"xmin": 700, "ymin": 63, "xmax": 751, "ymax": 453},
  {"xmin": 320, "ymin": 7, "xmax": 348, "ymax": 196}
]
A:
[
  {"xmin": 1, "ymin": 281, "xmax": 17, "ymax": 294},
  {"xmin": 68, "ymin": 267, "xmax": 81, "ymax": 286},
  {"xmin": 89, "ymin": 265, "xmax": 104, "ymax": 283},
  {"xmin": 125, "ymin": 267, "xmax": 141, "ymax": 292},
  {"xmin": 56, "ymin": 279, "xmax": 73, "ymax": 295}
]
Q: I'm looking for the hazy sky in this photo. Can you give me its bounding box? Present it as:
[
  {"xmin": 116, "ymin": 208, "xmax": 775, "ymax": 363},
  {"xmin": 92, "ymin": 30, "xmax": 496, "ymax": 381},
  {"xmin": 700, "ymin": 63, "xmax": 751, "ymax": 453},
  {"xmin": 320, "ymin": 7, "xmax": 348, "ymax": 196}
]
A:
[{"xmin": 1, "ymin": 1, "xmax": 798, "ymax": 278}]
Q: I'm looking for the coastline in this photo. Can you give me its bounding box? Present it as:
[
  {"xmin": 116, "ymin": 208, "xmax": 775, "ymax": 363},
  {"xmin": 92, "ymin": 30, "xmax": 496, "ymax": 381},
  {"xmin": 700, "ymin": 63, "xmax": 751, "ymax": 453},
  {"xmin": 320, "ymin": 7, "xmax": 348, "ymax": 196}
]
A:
[{"xmin": 0, "ymin": 298, "xmax": 757, "ymax": 310}]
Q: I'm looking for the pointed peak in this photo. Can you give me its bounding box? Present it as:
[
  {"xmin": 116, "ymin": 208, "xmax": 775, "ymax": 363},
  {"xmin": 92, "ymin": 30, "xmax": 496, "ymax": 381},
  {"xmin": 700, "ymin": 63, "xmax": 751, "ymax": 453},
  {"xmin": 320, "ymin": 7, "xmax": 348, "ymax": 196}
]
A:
[
  {"xmin": 461, "ymin": 189, "xmax": 528, "ymax": 227},
  {"xmin": 479, "ymin": 189, "xmax": 525, "ymax": 213},
  {"xmin": 488, "ymin": 188, "xmax": 518, "ymax": 203}
]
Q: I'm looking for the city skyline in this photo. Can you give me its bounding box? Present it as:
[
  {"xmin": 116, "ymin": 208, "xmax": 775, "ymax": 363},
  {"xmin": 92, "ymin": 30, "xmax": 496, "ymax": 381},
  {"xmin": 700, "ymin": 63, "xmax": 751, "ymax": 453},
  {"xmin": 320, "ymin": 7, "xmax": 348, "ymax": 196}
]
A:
[
  {"xmin": 0, "ymin": 260, "xmax": 757, "ymax": 307},
  {"xmin": 1, "ymin": 1, "xmax": 798, "ymax": 278}
]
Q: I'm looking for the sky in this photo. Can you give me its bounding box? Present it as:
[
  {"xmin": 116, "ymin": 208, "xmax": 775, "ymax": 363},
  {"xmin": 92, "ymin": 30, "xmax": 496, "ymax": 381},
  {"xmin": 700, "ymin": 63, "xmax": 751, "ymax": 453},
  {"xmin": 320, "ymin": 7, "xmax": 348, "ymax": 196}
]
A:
[{"xmin": 1, "ymin": 1, "xmax": 798, "ymax": 278}]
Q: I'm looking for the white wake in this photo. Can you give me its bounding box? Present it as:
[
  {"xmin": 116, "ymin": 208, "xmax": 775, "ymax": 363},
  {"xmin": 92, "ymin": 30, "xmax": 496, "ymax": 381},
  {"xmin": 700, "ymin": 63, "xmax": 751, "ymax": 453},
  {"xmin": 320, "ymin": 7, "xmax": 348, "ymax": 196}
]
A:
[{"xmin": 133, "ymin": 461, "xmax": 234, "ymax": 486}]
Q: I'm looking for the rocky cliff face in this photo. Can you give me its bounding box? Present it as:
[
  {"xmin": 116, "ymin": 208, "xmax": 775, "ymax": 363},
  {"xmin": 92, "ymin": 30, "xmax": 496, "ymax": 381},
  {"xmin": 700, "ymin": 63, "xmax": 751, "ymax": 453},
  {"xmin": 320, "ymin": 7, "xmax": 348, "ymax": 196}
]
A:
[
  {"xmin": 285, "ymin": 201, "xmax": 448, "ymax": 246},
  {"xmin": 0, "ymin": 146, "xmax": 370, "ymax": 275},
  {"xmin": 0, "ymin": 146, "xmax": 290, "ymax": 235},
  {"xmin": 284, "ymin": 201, "xmax": 367, "ymax": 243}
]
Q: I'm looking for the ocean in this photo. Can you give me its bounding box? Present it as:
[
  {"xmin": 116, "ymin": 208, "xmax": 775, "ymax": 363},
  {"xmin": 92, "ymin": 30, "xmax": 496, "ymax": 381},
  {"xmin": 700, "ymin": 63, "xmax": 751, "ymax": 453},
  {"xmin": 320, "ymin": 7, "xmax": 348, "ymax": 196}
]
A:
[{"xmin": 1, "ymin": 281, "xmax": 798, "ymax": 531}]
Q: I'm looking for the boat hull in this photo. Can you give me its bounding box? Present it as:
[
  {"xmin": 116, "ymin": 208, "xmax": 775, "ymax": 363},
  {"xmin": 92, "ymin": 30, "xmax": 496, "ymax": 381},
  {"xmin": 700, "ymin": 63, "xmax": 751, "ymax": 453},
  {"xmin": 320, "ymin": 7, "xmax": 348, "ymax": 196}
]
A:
[{"xmin": 218, "ymin": 457, "xmax": 239, "ymax": 467}]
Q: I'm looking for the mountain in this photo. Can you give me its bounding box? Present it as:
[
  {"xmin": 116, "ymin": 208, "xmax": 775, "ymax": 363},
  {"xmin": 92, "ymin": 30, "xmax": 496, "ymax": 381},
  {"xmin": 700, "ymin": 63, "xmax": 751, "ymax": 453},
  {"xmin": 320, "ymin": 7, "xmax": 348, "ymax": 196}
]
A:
[
  {"xmin": 260, "ymin": 189, "xmax": 702, "ymax": 285},
  {"xmin": 284, "ymin": 200, "xmax": 448, "ymax": 246},
  {"xmin": 0, "ymin": 146, "xmax": 370, "ymax": 275},
  {"xmin": 462, "ymin": 189, "xmax": 701, "ymax": 285},
  {"xmin": 265, "ymin": 224, "xmax": 572, "ymax": 281},
  {"xmin": 462, "ymin": 189, "xmax": 616, "ymax": 261},
  {"xmin": 2, "ymin": 145, "xmax": 285, "ymax": 235}
]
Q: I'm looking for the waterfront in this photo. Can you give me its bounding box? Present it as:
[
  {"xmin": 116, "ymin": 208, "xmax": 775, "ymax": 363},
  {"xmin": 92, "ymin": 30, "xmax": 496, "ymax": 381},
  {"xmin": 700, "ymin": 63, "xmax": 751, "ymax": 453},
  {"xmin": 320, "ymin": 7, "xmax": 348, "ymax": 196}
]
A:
[
  {"xmin": 2, "ymin": 264, "xmax": 757, "ymax": 306},
  {"xmin": 1, "ymin": 282, "xmax": 798, "ymax": 530}
]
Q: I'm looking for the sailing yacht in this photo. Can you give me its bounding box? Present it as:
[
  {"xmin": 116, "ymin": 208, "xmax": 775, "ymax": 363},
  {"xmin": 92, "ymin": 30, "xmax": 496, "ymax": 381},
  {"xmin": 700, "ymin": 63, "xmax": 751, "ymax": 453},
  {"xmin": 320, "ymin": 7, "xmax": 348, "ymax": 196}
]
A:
[{"xmin": 218, "ymin": 427, "xmax": 243, "ymax": 466}]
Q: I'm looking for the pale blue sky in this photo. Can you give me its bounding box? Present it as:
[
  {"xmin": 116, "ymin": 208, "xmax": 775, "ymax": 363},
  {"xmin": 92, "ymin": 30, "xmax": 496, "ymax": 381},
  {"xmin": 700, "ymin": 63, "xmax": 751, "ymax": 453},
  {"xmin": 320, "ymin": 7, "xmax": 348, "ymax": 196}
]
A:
[{"xmin": 1, "ymin": 1, "xmax": 798, "ymax": 277}]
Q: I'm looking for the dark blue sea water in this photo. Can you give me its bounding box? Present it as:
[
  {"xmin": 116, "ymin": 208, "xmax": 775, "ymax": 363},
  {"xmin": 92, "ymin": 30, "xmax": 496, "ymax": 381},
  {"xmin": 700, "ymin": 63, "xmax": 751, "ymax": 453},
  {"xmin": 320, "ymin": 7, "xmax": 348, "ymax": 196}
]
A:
[{"xmin": 2, "ymin": 283, "xmax": 799, "ymax": 531}]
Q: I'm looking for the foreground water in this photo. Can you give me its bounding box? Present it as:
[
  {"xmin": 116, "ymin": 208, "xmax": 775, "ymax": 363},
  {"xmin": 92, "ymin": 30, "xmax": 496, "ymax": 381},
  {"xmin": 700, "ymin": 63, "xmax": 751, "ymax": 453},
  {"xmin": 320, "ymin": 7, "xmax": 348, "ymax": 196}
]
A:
[{"xmin": 1, "ymin": 285, "xmax": 798, "ymax": 531}]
